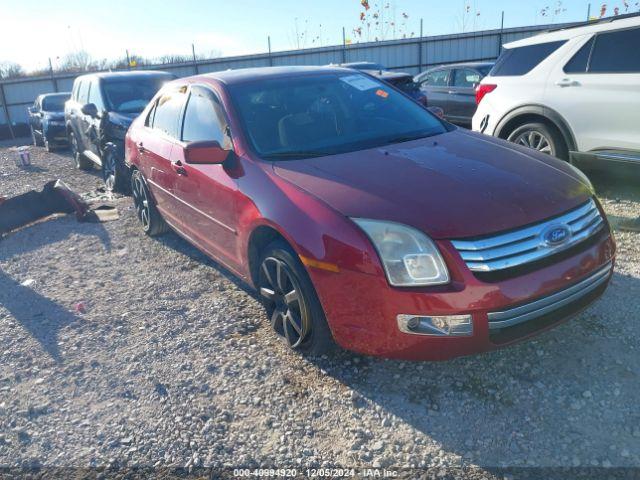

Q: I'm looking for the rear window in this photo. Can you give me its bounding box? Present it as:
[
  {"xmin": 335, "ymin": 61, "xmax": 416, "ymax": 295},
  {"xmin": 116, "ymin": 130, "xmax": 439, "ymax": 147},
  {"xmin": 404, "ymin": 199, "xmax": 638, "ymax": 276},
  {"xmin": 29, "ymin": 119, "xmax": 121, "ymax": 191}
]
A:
[
  {"xmin": 102, "ymin": 76, "xmax": 173, "ymax": 114},
  {"xmin": 589, "ymin": 27, "xmax": 640, "ymax": 73},
  {"xmin": 490, "ymin": 40, "xmax": 566, "ymax": 76}
]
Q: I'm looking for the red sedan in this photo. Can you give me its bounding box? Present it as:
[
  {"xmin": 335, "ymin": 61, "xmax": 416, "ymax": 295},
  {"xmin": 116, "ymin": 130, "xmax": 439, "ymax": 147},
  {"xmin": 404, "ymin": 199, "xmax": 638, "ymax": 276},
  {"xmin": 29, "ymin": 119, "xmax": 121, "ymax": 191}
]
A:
[{"xmin": 125, "ymin": 66, "xmax": 615, "ymax": 360}]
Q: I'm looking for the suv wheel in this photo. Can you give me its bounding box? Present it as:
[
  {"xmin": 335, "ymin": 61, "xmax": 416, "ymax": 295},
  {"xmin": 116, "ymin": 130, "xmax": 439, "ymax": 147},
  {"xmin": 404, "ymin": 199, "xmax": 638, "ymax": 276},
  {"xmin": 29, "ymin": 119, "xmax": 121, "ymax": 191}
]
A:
[
  {"xmin": 102, "ymin": 145, "xmax": 130, "ymax": 194},
  {"xmin": 507, "ymin": 122, "xmax": 568, "ymax": 160},
  {"xmin": 69, "ymin": 131, "xmax": 92, "ymax": 170},
  {"xmin": 131, "ymin": 169, "xmax": 169, "ymax": 236},
  {"xmin": 257, "ymin": 241, "xmax": 335, "ymax": 356}
]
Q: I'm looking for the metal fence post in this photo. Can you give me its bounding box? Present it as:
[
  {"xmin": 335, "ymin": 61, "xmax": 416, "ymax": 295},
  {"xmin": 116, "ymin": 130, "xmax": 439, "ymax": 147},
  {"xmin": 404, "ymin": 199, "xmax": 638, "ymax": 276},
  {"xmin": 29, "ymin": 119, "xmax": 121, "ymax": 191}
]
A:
[
  {"xmin": 418, "ymin": 18, "xmax": 424, "ymax": 72},
  {"xmin": 268, "ymin": 36, "xmax": 273, "ymax": 66},
  {"xmin": 126, "ymin": 50, "xmax": 131, "ymax": 70},
  {"xmin": 498, "ymin": 11, "xmax": 505, "ymax": 55},
  {"xmin": 0, "ymin": 82, "xmax": 15, "ymax": 140},
  {"xmin": 342, "ymin": 27, "xmax": 347, "ymax": 63},
  {"xmin": 192, "ymin": 44, "xmax": 199, "ymax": 74},
  {"xmin": 48, "ymin": 58, "xmax": 58, "ymax": 93}
]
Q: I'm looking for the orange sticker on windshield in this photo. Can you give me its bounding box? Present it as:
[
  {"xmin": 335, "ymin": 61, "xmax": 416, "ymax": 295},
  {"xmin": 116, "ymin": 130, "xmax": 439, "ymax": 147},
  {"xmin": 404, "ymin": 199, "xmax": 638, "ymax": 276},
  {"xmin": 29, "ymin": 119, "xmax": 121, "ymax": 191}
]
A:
[{"xmin": 376, "ymin": 89, "xmax": 389, "ymax": 98}]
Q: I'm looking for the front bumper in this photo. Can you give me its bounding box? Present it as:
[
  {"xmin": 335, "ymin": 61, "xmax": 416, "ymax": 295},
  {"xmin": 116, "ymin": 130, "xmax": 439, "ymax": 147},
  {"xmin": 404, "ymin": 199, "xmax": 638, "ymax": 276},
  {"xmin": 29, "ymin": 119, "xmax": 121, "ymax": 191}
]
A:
[{"xmin": 309, "ymin": 229, "xmax": 615, "ymax": 360}]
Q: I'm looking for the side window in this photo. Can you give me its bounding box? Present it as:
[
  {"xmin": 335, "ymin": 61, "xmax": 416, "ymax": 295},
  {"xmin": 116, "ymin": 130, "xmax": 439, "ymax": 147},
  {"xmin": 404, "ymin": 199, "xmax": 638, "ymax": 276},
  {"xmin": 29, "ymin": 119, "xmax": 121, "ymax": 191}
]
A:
[
  {"xmin": 145, "ymin": 102, "xmax": 157, "ymax": 127},
  {"xmin": 423, "ymin": 69, "xmax": 449, "ymax": 87},
  {"xmin": 151, "ymin": 90, "xmax": 186, "ymax": 138},
  {"xmin": 589, "ymin": 27, "xmax": 640, "ymax": 73},
  {"xmin": 452, "ymin": 69, "xmax": 481, "ymax": 88},
  {"xmin": 88, "ymin": 79, "xmax": 104, "ymax": 111},
  {"xmin": 77, "ymin": 80, "xmax": 90, "ymax": 104},
  {"xmin": 564, "ymin": 37, "xmax": 595, "ymax": 74},
  {"xmin": 491, "ymin": 41, "xmax": 566, "ymax": 76},
  {"xmin": 181, "ymin": 88, "xmax": 228, "ymax": 146}
]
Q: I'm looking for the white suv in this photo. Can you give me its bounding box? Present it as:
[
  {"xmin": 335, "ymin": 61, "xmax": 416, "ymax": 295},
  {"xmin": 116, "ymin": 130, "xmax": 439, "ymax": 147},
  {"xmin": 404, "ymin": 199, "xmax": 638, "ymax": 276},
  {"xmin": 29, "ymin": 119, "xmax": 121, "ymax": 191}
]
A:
[{"xmin": 472, "ymin": 14, "xmax": 640, "ymax": 165}]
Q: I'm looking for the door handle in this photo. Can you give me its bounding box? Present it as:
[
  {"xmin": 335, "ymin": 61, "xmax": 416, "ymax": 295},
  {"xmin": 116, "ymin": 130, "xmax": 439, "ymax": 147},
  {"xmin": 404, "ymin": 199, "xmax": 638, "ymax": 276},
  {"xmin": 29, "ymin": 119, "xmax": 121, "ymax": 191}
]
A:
[
  {"xmin": 137, "ymin": 142, "xmax": 146, "ymax": 153},
  {"xmin": 172, "ymin": 160, "xmax": 186, "ymax": 175},
  {"xmin": 556, "ymin": 78, "xmax": 580, "ymax": 87}
]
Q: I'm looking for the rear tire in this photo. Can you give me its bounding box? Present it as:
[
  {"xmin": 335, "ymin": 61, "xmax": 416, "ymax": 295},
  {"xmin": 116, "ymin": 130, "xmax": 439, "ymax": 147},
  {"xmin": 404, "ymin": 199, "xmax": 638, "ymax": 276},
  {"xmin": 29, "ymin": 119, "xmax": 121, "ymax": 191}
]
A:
[
  {"xmin": 31, "ymin": 127, "xmax": 44, "ymax": 147},
  {"xmin": 257, "ymin": 241, "xmax": 335, "ymax": 356},
  {"xmin": 131, "ymin": 169, "xmax": 169, "ymax": 237},
  {"xmin": 507, "ymin": 122, "xmax": 568, "ymax": 160},
  {"xmin": 69, "ymin": 131, "xmax": 92, "ymax": 170}
]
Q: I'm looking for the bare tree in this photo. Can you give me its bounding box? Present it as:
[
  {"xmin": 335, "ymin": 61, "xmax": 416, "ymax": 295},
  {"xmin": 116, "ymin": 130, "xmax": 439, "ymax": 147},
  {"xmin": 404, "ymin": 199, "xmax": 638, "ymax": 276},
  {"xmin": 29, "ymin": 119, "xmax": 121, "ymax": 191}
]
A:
[
  {"xmin": 0, "ymin": 61, "xmax": 25, "ymax": 79},
  {"xmin": 59, "ymin": 50, "xmax": 95, "ymax": 72}
]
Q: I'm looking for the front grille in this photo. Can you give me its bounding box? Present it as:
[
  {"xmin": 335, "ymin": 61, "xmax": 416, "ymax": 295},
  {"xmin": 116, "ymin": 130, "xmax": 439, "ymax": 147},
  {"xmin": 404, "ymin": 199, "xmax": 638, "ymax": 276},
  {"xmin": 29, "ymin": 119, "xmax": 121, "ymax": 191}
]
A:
[
  {"xmin": 451, "ymin": 199, "xmax": 604, "ymax": 273},
  {"xmin": 488, "ymin": 262, "xmax": 612, "ymax": 332}
]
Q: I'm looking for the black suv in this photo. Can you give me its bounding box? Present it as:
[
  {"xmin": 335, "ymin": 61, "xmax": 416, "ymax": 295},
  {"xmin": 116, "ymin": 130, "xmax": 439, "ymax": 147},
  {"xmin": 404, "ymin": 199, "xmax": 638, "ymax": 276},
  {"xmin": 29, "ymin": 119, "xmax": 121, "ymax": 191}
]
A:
[{"xmin": 65, "ymin": 71, "xmax": 175, "ymax": 191}]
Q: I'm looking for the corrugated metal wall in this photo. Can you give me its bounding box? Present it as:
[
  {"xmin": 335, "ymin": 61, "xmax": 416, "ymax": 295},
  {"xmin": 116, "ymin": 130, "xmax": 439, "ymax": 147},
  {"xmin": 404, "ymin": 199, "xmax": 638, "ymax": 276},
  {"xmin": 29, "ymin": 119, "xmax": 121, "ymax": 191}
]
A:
[{"xmin": 0, "ymin": 21, "xmax": 574, "ymax": 135}]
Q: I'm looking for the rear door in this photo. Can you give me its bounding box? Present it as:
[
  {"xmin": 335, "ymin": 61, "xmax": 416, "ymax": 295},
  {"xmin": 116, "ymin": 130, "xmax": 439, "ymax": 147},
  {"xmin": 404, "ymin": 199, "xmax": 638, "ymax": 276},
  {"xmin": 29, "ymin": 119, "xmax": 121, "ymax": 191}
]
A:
[
  {"xmin": 171, "ymin": 85, "xmax": 241, "ymax": 267},
  {"xmin": 418, "ymin": 68, "xmax": 451, "ymax": 113},
  {"xmin": 76, "ymin": 80, "xmax": 94, "ymax": 153},
  {"xmin": 545, "ymin": 27, "xmax": 640, "ymax": 153},
  {"xmin": 137, "ymin": 87, "xmax": 188, "ymax": 224},
  {"xmin": 448, "ymin": 68, "xmax": 482, "ymax": 124},
  {"xmin": 85, "ymin": 78, "xmax": 106, "ymax": 157}
]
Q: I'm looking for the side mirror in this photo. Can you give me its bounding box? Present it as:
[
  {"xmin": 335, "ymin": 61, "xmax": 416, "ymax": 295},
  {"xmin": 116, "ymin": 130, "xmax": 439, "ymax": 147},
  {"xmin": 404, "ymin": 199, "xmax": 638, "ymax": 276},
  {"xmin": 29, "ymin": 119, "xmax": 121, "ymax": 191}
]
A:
[
  {"xmin": 81, "ymin": 103, "xmax": 99, "ymax": 118},
  {"xmin": 28, "ymin": 106, "xmax": 36, "ymax": 114},
  {"xmin": 184, "ymin": 140, "xmax": 230, "ymax": 165}
]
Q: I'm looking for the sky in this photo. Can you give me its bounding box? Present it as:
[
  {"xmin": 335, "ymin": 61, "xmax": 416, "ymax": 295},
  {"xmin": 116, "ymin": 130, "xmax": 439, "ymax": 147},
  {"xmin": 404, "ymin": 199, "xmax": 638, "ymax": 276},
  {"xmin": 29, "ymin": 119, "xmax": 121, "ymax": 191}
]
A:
[{"xmin": 0, "ymin": 0, "xmax": 626, "ymax": 72}]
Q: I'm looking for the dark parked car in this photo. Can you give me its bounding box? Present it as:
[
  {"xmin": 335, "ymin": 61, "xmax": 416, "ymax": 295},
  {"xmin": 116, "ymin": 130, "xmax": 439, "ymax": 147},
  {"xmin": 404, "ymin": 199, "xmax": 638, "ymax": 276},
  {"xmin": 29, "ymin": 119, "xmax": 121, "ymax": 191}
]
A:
[
  {"xmin": 367, "ymin": 70, "xmax": 427, "ymax": 106},
  {"xmin": 65, "ymin": 71, "xmax": 174, "ymax": 191},
  {"xmin": 415, "ymin": 62, "xmax": 494, "ymax": 125},
  {"xmin": 28, "ymin": 93, "xmax": 71, "ymax": 151},
  {"xmin": 340, "ymin": 61, "xmax": 386, "ymax": 71},
  {"xmin": 125, "ymin": 66, "xmax": 614, "ymax": 360}
]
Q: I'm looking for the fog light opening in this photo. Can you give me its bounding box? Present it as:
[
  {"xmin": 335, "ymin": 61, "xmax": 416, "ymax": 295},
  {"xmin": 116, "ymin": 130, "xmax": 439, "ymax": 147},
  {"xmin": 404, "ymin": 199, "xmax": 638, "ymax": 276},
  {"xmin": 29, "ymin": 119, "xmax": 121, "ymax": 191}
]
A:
[{"xmin": 398, "ymin": 314, "xmax": 473, "ymax": 336}]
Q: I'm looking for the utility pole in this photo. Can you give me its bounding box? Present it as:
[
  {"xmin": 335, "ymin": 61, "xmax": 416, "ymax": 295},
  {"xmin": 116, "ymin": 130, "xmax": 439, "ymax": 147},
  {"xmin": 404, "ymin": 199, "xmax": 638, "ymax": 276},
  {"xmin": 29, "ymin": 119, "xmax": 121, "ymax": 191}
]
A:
[
  {"xmin": 268, "ymin": 36, "xmax": 273, "ymax": 67},
  {"xmin": 342, "ymin": 27, "xmax": 347, "ymax": 63},
  {"xmin": 126, "ymin": 49, "xmax": 131, "ymax": 70},
  {"xmin": 587, "ymin": 3, "xmax": 591, "ymax": 21},
  {"xmin": 192, "ymin": 43, "xmax": 199, "ymax": 74}
]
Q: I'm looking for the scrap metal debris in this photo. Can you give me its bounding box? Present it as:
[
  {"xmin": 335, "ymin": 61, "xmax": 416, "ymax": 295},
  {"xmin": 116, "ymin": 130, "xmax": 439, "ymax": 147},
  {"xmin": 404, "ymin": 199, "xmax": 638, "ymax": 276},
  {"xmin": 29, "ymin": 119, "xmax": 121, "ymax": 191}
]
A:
[{"xmin": 0, "ymin": 179, "xmax": 118, "ymax": 236}]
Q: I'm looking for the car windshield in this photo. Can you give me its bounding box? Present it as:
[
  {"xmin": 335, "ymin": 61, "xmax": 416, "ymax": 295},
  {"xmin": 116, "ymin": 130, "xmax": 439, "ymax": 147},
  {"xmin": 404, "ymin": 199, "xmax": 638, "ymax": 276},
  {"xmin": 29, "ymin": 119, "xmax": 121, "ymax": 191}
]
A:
[
  {"xmin": 41, "ymin": 94, "xmax": 69, "ymax": 112},
  {"xmin": 229, "ymin": 73, "xmax": 447, "ymax": 160},
  {"xmin": 102, "ymin": 76, "xmax": 171, "ymax": 113}
]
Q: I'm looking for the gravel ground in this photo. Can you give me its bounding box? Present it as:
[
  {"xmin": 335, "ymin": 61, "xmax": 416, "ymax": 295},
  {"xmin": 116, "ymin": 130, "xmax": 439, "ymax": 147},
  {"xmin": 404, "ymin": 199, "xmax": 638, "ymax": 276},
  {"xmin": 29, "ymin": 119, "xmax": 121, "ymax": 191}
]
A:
[{"xmin": 0, "ymin": 142, "xmax": 639, "ymax": 477}]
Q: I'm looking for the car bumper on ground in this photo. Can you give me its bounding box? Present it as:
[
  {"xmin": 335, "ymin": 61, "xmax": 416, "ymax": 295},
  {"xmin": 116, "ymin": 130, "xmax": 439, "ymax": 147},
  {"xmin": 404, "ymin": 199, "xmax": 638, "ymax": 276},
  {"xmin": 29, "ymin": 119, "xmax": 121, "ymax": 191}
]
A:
[{"xmin": 309, "ymin": 229, "xmax": 615, "ymax": 361}]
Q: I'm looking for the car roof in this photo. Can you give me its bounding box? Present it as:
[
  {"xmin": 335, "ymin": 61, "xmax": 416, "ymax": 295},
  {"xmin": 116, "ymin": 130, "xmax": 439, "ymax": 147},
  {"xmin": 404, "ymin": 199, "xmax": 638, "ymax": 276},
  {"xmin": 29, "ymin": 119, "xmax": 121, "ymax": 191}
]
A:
[
  {"xmin": 74, "ymin": 70, "xmax": 174, "ymax": 81},
  {"xmin": 38, "ymin": 92, "xmax": 71, "ymax": 99},
  {"xmin": 185, "ymin": 66, "xmax": 358, "ymax": 86},
  {"xmin": 505, "ymin": 14, "xmax": 640, "ymax": 48}
]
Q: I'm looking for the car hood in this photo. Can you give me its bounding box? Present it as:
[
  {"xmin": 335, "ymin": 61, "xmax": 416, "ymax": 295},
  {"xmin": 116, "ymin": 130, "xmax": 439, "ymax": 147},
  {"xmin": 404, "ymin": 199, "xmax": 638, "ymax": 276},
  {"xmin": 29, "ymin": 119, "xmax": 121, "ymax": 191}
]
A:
[{"xmin": 272, "ymin": 129, "xmax": 593, "ymax": 239}]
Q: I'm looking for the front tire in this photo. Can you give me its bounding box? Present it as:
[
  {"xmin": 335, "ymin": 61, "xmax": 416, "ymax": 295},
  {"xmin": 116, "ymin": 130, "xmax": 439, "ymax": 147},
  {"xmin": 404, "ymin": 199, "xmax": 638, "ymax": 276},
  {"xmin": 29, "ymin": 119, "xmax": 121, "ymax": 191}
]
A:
[
  {"xmin": 507, "ymin": 122, "xmax": 568, "ymax": 160},
  {"xmin": 131, "ymin": 169, "xmax": 169, "ymax": 236},
  {"xmin": 69, "ymin": 131, "xmax": 92, "ymax": 170},
  {"xmin": 257, "ymin": 241, "xmax": 335, "ymax": 356},
  {"xmin": 102, "ymin": 145, "xmax": 130, "ymax": 194}
]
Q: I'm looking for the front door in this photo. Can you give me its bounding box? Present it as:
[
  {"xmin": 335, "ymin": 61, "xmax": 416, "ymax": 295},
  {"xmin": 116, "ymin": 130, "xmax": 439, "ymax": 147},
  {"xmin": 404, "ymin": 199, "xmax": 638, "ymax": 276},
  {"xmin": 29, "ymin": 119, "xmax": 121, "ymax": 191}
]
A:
[
  {"xmin": 418, "ymin": 68, "xmax": 451, "ymax": 116},
  {"xmin": 172, "ymin": 85, "xmax": 241, "ymax": 268}
]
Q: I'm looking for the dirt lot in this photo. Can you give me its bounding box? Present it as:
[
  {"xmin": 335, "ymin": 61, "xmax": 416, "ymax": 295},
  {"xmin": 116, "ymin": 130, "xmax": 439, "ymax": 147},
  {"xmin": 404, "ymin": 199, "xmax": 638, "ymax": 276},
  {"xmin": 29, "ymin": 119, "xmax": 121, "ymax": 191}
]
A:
[{"xmin": 1, "ymin": 142, "xmax": 639, "ymax": 476}]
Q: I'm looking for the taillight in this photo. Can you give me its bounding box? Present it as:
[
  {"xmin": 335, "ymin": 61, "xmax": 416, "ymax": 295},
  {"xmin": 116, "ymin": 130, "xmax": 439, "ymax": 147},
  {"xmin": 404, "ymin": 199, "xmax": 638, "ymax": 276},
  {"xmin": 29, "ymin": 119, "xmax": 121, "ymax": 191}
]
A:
[{"xmin": 475, "ymin": 84, "xmax": 497, "ymax": 105}]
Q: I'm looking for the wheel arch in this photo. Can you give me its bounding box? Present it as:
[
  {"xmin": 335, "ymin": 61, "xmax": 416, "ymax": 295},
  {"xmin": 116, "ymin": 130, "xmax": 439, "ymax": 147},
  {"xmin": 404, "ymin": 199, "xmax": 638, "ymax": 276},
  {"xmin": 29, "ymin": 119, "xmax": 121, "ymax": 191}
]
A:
[
  {"xmin": 246, "ymin": 223, "xmax": 297, "ymax": 288},
  {"xmin": 494, "ymin": 105, "xmax": 577, "ymax": 153}
]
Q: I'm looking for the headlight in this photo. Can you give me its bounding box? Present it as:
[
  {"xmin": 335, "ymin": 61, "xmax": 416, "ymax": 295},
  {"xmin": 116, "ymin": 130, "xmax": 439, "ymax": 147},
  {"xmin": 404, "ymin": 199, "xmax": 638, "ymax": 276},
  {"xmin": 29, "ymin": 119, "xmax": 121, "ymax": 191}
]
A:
[{"xmin": 352, "ymin": 218, "xmax": 450, "ymax": 286}]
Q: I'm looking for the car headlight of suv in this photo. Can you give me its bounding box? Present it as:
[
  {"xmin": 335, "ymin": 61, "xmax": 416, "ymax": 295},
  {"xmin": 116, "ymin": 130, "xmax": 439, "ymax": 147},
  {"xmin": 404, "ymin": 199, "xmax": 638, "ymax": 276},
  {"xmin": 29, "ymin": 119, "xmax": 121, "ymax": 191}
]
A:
[{"xmin": 352, "ymin": 218, "xmax": 450, "ymax": 287}]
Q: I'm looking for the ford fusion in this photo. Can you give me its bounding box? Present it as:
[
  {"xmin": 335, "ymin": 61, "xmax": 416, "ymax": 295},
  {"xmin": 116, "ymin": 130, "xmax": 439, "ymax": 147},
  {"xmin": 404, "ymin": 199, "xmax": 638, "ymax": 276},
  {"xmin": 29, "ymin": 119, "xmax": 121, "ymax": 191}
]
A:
[{"xmin": 125, "ymin": 66, "xmax": 615, "ymax": 360}]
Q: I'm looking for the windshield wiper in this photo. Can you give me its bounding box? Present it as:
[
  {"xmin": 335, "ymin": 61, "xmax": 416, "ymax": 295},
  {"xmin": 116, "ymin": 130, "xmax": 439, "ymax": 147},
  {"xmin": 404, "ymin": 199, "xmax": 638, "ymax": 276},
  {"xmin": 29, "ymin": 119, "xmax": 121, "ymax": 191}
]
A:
[{"xmin": 262, "ymin": 150, "xmax": 331, "ymax": 160}]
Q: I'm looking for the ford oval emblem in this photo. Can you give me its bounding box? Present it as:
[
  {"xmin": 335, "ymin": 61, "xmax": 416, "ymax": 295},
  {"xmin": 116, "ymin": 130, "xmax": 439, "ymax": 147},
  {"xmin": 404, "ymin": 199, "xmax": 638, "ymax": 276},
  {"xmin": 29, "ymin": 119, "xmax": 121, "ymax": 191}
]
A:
[{"xmin": 543, "ymin": 224, "xmax": 571, "ymax": 246}]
